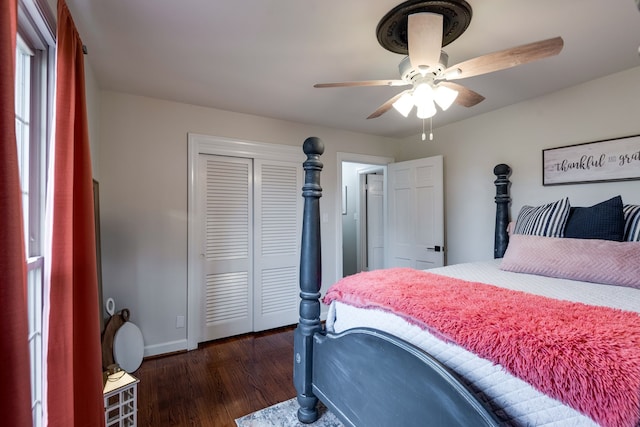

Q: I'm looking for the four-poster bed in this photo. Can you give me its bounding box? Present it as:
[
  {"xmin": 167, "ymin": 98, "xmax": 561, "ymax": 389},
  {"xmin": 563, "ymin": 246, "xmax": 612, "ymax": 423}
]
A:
[{"xmin": 293, "ymin": 137, "xmax": 640, "ymax": 427}]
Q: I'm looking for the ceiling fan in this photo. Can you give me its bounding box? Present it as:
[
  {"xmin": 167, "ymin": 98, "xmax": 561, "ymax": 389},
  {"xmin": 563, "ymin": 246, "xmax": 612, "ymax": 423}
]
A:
[{"xmin": 314, "ymin": 0, "xmax": 564, "ymax": 120}]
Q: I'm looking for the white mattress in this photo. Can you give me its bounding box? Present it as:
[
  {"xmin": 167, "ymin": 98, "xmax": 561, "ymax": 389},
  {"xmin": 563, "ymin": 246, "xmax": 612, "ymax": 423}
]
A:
[{"xmin": 326, "ymin": 260, "xmax": 640, "ymax": 426}]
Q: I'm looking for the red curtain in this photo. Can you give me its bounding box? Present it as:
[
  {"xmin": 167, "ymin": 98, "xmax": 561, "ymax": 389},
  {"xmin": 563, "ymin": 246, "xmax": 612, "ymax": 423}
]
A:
[
  {"xmin": 0, "ymin": 0, "xmax": 34, "ymax": 425},
  {"xmin": 46, "ymin": 1, "xmax": 105, "ymax": 425}
]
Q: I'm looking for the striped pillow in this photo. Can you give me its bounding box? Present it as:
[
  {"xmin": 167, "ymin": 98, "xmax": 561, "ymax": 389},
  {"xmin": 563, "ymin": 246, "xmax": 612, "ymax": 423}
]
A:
[
  {"xmin": 513, "ymin": 197, "xmax": 571, "ymax": 238},
  {"xmin": 624, "ymin": 204, "xmax": 640, "ymax": 241}
]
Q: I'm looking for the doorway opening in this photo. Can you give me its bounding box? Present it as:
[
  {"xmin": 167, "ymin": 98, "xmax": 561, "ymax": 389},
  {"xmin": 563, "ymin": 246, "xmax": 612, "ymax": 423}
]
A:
[
  {"xmin": 337, "ymin": 152, "xmax": 394, "ymax": 280},
  {"xmin": 342, "ymin": 163, "xmax": 384, "ymax": 276}
]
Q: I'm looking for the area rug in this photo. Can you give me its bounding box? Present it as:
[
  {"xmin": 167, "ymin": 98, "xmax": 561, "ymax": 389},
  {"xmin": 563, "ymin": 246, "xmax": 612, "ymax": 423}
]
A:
[{"xmin": 235, "ymin": 397, "xmax": 343, "ymax": 427}]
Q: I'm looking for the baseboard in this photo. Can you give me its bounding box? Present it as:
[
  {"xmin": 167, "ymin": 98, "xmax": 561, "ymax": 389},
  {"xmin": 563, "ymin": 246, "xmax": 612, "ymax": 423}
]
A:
[{"xmin": 144, "ymin": 339, "xmax": 188, "ymax": 357}]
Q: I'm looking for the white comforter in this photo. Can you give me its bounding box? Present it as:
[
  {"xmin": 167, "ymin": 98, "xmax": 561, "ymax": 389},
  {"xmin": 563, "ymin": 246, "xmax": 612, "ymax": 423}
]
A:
[{"xmin": 325, "ymin": 260, "xmax": 640, "ymax": 427}]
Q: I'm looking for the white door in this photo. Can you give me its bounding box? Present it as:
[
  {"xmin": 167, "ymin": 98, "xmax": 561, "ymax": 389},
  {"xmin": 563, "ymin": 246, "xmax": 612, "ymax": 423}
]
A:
[
  {"xmin": 387, "ymin": 155, "xmax": 444, "ymax": 269},
  {"xmin": 199, "ymin": 155, "xmax": 253, "ymax": 341},
  {"xmin": 253, "ymin": 159, "xmax": 303, "ymax": 331},
  {"xmin": 366, "ymin": 174, "xmax": 385, "ymax": 271}
]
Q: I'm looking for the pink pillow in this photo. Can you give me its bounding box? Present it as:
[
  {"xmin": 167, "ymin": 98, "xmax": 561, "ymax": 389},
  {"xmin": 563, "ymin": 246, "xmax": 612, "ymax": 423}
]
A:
[{"xmin": 500, "ymin": 234, "xmax": 640, "ymax": 289}]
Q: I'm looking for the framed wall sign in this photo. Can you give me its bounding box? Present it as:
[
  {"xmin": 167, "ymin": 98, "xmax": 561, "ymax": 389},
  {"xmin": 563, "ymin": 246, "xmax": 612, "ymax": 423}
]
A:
[{"xmin": 542, "ymin": 134, "xmax": 640, "ymax": 185}]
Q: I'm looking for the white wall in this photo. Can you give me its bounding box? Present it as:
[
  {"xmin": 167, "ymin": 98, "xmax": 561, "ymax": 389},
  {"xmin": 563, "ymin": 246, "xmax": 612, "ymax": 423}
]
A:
[
  {"xmin": 397, "ymin": 66, "xmax": 640, "ymax": 265},
  {"xmin": 98, "ymin": 92, "xmax": 399, "ymax": 355},
  {"xmin": 97, "ymin": 66, "xmax": 640, "ymax": 356}
]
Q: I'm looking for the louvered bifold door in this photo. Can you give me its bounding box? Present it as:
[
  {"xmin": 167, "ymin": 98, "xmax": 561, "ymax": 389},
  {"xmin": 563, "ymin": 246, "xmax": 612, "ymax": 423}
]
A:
[
  {"xmin": 200, "ymin": 155, "xmax": 253, "ymax": 341},
  {"xmin": 253, "ymin": 159, "xmax": 303, "ymax": 331}
]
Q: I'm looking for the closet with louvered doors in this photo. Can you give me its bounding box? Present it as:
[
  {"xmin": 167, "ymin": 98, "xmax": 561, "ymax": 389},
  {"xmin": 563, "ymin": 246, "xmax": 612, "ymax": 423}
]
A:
[{"xmin": 198, "ymin": 154, "xmax": 303, "ymax": 342}]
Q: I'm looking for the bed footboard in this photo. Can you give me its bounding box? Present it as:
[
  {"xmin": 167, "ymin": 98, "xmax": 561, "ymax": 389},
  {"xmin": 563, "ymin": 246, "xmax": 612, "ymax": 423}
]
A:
[{"xmin": 313, "ymin": 328, "xmax": 500, "ymax": 427}]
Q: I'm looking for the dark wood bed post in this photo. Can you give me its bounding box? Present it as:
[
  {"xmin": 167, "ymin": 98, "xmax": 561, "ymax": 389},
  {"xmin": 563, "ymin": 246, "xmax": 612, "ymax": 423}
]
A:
[
  {"xmin": 493, "ymin": 163, "xmax": 512, "ymax": 258},
  {"xmin": 294, "ymin": 137, "xmax": 324, "ymax": 424}
]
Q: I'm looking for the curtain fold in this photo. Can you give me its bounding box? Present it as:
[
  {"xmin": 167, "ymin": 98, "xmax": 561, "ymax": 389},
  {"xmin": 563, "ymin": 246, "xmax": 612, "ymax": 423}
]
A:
[
  {"xmin": 46, "ymin": 1, "xmax": 105, "ymax": 425},
  {"xmin": 0, "ymin": 0, "xmax": 34, "ymax": 425}
]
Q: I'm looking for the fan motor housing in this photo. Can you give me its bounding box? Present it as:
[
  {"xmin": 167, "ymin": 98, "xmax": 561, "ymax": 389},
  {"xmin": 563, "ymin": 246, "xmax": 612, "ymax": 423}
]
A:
[
  {"xmin": 377, "ymin": 0, "xmax": 472, "ymax": 55},
  {"xmin": 398, "ymin": 52, "xmax": 449, "ymax": 83}
]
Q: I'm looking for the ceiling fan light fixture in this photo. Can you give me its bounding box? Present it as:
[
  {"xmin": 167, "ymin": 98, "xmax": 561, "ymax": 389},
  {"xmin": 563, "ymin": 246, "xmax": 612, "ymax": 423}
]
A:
[
  {"xmin": 413, "ymin": 82, "xmax": 433, "ymax": 103},
  {"xmin": 416, "ymin": 98, "xmax": 436, "ymax": 119},
  {"xmin": 434, "ymin": 85, "xmax": 459, "ymax": 111},
  {"xmin": 413, "ymin": 83, "xmax": 436, "ymax": 118},
  {"xmin": 392, "ymin": 92, "xmax": 415, "ymax": 117}
]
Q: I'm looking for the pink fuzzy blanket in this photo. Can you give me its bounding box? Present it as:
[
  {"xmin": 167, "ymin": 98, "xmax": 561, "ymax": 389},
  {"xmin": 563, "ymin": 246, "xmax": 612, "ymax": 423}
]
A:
[{"xmin": 324, "ymin": 268, "xmax": 640, "ymax": 427}]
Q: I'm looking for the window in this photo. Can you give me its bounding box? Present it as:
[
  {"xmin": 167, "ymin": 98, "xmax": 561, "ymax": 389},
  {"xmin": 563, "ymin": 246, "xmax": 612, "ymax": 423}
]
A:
[{"xmin": 15, "ymin": 1, "xmax": 55, "ymax": 426}]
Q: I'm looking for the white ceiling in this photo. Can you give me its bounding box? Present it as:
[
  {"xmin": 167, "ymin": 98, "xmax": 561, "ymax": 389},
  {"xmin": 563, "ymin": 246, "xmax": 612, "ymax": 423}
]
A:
[{"xmin": 66, "ymin": 0, "xmax": 640, "ymax": 139}]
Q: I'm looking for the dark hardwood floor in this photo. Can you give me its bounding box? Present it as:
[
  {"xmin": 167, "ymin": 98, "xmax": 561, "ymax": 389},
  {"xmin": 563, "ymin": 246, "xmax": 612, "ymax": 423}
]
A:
[{"xmin": 135, "ymin": 326, "xmax": 296, "ymax": 427}]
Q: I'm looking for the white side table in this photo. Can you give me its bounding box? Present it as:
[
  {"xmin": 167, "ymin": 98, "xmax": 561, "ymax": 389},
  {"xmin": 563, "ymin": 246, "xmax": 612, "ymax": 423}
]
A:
[{"xmin": 103, "ymin": 371, "xmax": 139, "ymax": 427}]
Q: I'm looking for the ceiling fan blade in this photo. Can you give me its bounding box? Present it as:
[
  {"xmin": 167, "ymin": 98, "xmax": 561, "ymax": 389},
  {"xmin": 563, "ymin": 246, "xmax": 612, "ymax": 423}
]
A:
[
  {"xmin": 408, "ymin": 12, "xmax": 443, "ymax": 69},
  {"xmin": 443, "ymin": 36, "xmax": 564, "ymax": 80},
  {"xmin": 367, "ymin": 90, "xmax": 409, "ymax": 119},
  {"xmin": 314, "ymin": 80, "xmax": 408, "ymax": 88},
  {"xmin": 439, "ymin": 82, "xmax": 485, "ymax": 107}
]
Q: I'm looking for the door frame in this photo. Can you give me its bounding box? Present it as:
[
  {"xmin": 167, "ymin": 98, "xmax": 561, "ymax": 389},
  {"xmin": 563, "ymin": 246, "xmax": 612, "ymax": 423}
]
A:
[
  {"xmin": 336, "ymin": 152, "xmax": 394, "ymax": 281},
  {"xmin": 188, "ymin": 133, "xmax": 304, "ymax": 350}
]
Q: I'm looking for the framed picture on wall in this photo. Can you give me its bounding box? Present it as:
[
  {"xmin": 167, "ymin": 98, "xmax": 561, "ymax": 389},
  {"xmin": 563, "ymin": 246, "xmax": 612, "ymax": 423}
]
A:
[{"xmin": 542, "ymin": 134, "xmax": 640, "ymax": 185}]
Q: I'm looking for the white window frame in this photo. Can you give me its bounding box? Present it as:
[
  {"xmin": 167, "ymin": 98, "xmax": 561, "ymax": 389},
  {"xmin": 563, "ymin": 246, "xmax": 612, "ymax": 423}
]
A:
[{"xmin": 15, "ymin": 1, "xmax": 55, "ymax": 426}]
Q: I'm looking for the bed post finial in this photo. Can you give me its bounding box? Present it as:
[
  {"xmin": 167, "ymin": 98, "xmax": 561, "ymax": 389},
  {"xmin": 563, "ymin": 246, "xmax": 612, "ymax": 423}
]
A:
[
  {"xmin": 494, "ymin": 164, "xmax": 512, "ymax": 258},
  {"xmin": 294, "ymin": 137, "xmax": 324, "ymax": 423}
]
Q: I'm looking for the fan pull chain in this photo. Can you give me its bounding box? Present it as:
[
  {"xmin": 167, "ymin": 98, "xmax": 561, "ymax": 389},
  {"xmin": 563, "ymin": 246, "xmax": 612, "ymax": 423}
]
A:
[
  {"xmin": 421, "ymin": 118, "xmax": 435, "ymax": 142},
  {"xmin": 430, "ymin": 117, "xmax": 434, "ymax": 141}
]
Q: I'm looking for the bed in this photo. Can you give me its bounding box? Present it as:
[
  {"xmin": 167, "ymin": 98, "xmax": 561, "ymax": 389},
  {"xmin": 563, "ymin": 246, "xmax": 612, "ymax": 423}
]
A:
[{"xmin": 293, "ymin": 137, "xmax": 640, "ymax": 427}]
